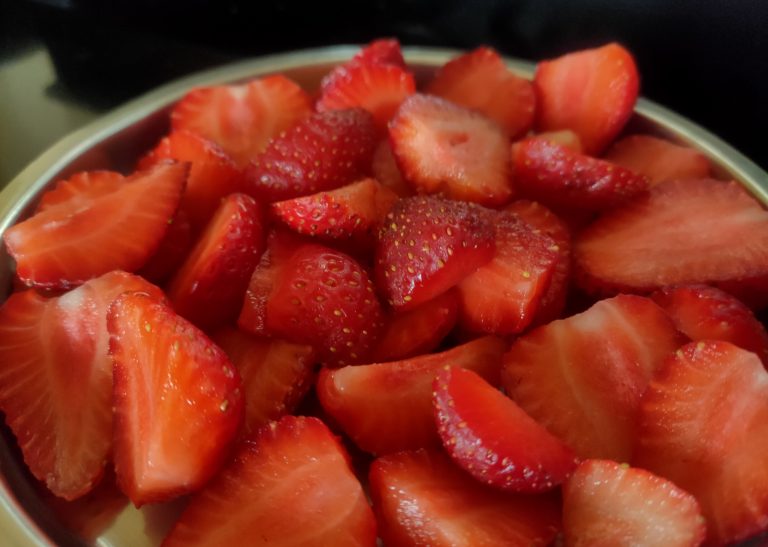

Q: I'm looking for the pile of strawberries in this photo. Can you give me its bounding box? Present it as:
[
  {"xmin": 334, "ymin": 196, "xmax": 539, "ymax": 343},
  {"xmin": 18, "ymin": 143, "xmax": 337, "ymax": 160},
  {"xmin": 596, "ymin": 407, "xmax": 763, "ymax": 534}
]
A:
[{"xmin": 1, "ymin": 38, "xmax": 768, "ymax": 546}]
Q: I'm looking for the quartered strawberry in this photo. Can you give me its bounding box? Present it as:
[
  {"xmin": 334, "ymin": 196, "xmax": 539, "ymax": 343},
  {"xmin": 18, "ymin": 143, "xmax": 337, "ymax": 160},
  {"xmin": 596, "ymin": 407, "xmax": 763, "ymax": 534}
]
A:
[
  {"xmin": 246, "ymin": 108, "xmax": 378, "ymax": 202},
  {"xmin": 502, "ymin": 295, "xmax": 684, "ymax": 461},
  {"xmin": 171, "ymin": 75, "xmax": 312, "ymax": 167},
  {"xmin": 5, "ymin": 161, "xmax": 187, "ymax": 290},
  {"xmin": 371, "ymin": 140, "xmax": 412, "ymax": 197},
  {"xmin": 138, "ymin": 208, "xmax": 194, "ymax": 284},
  {"xmin": 634, "ymin": 341, "xmax": 768, "ymax": 545},
  {"xmin": 35, "ymin": 170, "xmax": 124, "ymax": 213},
  {"xmin": 109, "ymin": 292, "xmax": 243, "ymax": 506},
  {"xmin": 375, "ymin": 195, "xmax": 496, "ymax": 310},
  {"xmin": 574, "ymin": 179, "xmax": 768, "ymax": 294},
  {"xmin": 317, "ymin": 336, "xmax": 506, "ymax": 455},
  {"xmin": 168, "ymin": 193, "xmax": 265, "ymax": 331},
  {"xmin": 426, "ymin": 46, "xmax": 535, "ymax": 138},
  {"xmin": 534, "ymin": 42, "xmax": 639, "ymax": 154},
  {"xmin": 389, "ymin": 94, "xmax": 513, "ymax": 206},
  {"xmin": 0, "ymin": 271, "xmax": 163, "ymax": 500},
  {"xmin": 370, "ymin": 449, "xmax": 562, "ymax": 547},
  {"xmin": 563, "ymin": 460, "xmax": 706, "ymax": 547}
]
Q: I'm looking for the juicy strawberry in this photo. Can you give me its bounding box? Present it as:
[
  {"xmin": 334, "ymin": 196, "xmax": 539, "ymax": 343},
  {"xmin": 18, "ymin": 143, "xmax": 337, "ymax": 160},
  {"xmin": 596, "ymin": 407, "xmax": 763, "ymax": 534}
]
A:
[
  {"xmin": 534, "ymin": 42, "xmax": 639, "ymax": 154},
  {"xmin": 375, "ymin": 196, "xmax": 495, "ymax": 310},
  {"xmin": 389, "ymin": 94, "xmax": 513, "ymax": 206},
  {"xmin": 0, "ymin": 271, "xmax": 163, "ymax": 500},
  {"xmin": 371, "ymin": 140, "xmax": 412, "ymax": 197},
  {"xmin": 246, "ymin": 108, "xmax": 377, "ymax": 202},
  {"xmin": 163, "ymin": 416, "xmax": 377, "ymax": 547},
  {"xmin": 138, "ymin": 208, "xmax": 194, "ymax": 284},
  {"xmin": 35, "ymin": 170, "xmax": 124, "ymax": 213},
  {"xmin": 109, "ymin": 292, "xmax": 243, "ymax": 506},
  {"xmin": 426, "ymin": 46, "xmax": 535, "ymax": 138},
  {"xmin": 574, "ymin": 179, "xmax": 768, "ymax": 294},
  {"xmin": 317, "ymin": 336, "xmax": 506, "ymax": 455},
  {"xmin": 634, "ymin": 341, "xmax": 768, "ymax": 545},
  {"xmin": 353, "ymin": 38, "xmax": 406, "ymax": 68},
  {"xmin": 370, "ymin": 449, "xmax": 562, "ymax": 546},
  {"xmin": 168, "ymin": 193, "xmax": 265, "ymax": 331},
  {"xmin": 563, "ymin": 460, "xmax": 706, "ymax": 547},
  {"xmin": 502, "ymin": 294, "xmax": 684, "ymax": 460},
  {"xmin": 171, "ymin": 75, "xmax": 311, "ymax": 167}
]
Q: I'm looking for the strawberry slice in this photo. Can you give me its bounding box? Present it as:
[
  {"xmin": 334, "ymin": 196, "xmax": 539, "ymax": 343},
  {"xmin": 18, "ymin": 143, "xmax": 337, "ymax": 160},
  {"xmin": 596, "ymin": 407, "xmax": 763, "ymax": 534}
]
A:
[
  {"xmin": 138, "ymin": 208, "xmax": 194, "ymax": 284},
  {"xmin": 426, "ymin": 46, "xmax": 535, "ymax": 138},
  {"xmin": 534, "ymin": 42, "xmax": 639, "ymax": 154},
  {"xmin": 502, "ymin": 294, "xmax": 684, "ymax": 460},
  {"xmin": 0, "ymin": 271, "xmax": 163, "ymax": 500},
  {"xmin": 375, "ymin": 195, "xmax": 495, "ymax": 310},
  {"xmin": 635, "ymin": 341, "xmax": 768, "ymax": 545},
  {"xmin": 434, "ymin": 367, "xmax": 579, "ymax": 492},
  {"xmin": 168, "ymin": 193, "xmax": 265, "ymax": 331},
  {"xmin": 563, "ymin": 460, "xmax": 706, "ymax": 547},
  {"xmin": 35, "ymin": 170, "xmax": 124, "ymax": 213},
  {"xmin": 370, "ymin": 449, "xmax": 562, "ymax": 547},
  {"xmin": 108, "ymin": 292, "xmax": 243, "ymax": 506},
  {"xmin": 574, "ymin": 179, "xmax": 768, "ymax": 294},
  {"xmin": 371, "ymin": 140, "xmax": 412, "ymax": 197},
  {"xmin": 171, "ymin": 75, "xmax": 312, "ymax": 167},
  {"xmin": 246, "ymin": 108, "xmax": 378, "ymax": 202},
  {"xmin": 389, "ymin": 94, "xmax": 513, "ymax": 206},
  {"xmin": 353, "ymin": 38, "xmax": 406, "ymax": 68},
  {"xmin": 317, "ymin": 336, "xmax": 506, "ymax": 455}
]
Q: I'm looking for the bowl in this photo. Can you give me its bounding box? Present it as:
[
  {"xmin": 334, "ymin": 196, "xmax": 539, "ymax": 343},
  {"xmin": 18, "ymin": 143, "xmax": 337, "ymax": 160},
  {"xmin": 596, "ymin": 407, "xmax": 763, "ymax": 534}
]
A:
[{"xmin": 1, "ymin": 45, "xmax": 767, "ymax": 547}]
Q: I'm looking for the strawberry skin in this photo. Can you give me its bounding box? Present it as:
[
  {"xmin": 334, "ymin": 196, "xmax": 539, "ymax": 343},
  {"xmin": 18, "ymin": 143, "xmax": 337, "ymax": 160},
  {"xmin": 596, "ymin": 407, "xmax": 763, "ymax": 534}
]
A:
[{"xmin": 35, "ymin": 170, "xmax": 124, "ymax": 213}]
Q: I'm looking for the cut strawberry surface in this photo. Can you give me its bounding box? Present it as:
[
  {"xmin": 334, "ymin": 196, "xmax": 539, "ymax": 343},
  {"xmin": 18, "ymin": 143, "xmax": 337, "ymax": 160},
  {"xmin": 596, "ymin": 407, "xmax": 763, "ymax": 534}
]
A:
[
  {"xmin": 371, "ymin": 140, "xmax": 412, "ymax": 197},
  {"xmin": 370, "ymin": 449, "xmax": 562, "ymax": 547},
  {"xmin": 163, "ymin": 416, "xmax": 376, "ymax": 547},
  {"xmin": 138, "ymin": 208, "xmax": 194, "ymax": 284},
  {"xmin": 502, "ymin": 294, "xmax": 684, "ymax": 461},
  {"xmin": 35, "ymin": 170, "xmax": 124, "ymax": 213},
  {"xmin": 109, "ymin": 292, "xmax": 243, "ymax": 506},
  {"xmin": 353, "ymin": 38, "xmax": 406, "ymax": 68},
  {"xmin": 534, "ymin": 42, "xmax": 639, "ymax": 154},
  {"xmin": 563, "ymin": 460, "xmax": 706, "ymax": 547}
]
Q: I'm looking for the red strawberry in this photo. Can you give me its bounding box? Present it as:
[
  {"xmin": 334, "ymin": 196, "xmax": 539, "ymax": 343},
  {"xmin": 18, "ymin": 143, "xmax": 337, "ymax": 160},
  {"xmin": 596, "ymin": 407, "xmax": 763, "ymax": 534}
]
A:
[
  {"xmin": 171, "ymin": 75, "xmax": 311, "ymax": 167},
  {"xmin": 426, "ymin": 46, "xmax": 535, "ymax": 138},
  {"xmin": 163, "ymin": 416, "xmax": 377, "ymax": 547},
  {"xmin": 371, "ymin": 140, "xmax": 412, "ymax": 197},
  {"xmin": 574, "ymin": 179, "xmax": 768, "ymax": 294},
  {"xmin": 109, "ymin": 292, "xmax": 243, "ymax": 506},
  {"xmin": 563, "ymin": 460, "xmax": 706, "ymax": 547},
  {"xmin": 502, "ymin": 294, "xmax": 684, "ymax": 461},
  {"xmin": 317, "ymin": 336, "xmax": 506, "ymax": 455},
  {"xmin": 634, "ymin": 341, "xmax": 768, "ymax": 545},
  {"xmin": 0, "ymin": 271, "xmax": 163, "ymax": 500},
  {"xmin": 167, "ymin": 193, "xmax": 265, "ymax": 331},
  {"xmin": 717, "ymin": 273, "xmax": 768, "ymax": 311},
  {"xmin": 375, "ymin": 195, "xmax": 495, "ymax": 310},
  {"xmin": 389, "ymin": 94, "xmax": 513, "ymax": 206},
  {"xmin": 35, "ymin": 170, "xmax": 124, "ymax": 213},
  {"xmin": 370, "ymin": 449, "xmax": 562, "ymax": 547},
  {"xmin": 138, "ymin": 208, "xmax": 194, "ymax": 284},
  {"xmin": 245, "ymin": 108, "xmax": 378, "ymax": 202},
  {"xmin": 534, "ymin": 42, "xmax": 639, "ymax": 154},
  {"xmin": 353, "ymin": 38, "xmax": 406, "ymax": 68}
]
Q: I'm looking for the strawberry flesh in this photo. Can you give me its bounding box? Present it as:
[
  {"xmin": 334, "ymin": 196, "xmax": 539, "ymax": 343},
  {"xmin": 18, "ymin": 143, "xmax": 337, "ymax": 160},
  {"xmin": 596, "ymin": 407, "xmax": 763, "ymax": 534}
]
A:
[
  {"xmin": 35, "ymin": 170, "xmax": 124, "ymax": 213},
  {"xmin": 371, "ymin": 140, "xmax": 412, "ymax": 197}
]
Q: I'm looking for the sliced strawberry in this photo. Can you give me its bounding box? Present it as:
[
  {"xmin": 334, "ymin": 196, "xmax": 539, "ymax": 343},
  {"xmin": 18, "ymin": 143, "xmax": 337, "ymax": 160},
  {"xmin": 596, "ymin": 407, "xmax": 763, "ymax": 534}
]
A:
[
  {"xmin": 574, "ymin": 179, "xmax": 768, "ymax": 294},
  {"xmin": 533, "ymin": 129, "xmax": 583, "ymax": 152},
  {"xmin": 389, "ymin": 94, "xmax": 513, "ymax": 206},
  {"xmin": 370, "ymin": 449, "xmax": 562, "ymax": 547},
  {"xmin": 168, "ymin": 193, "xmax": 265, "ymax": 331},
  {"xmin": 502, "ymin": 294, "xmax": 684, "ymax": 461},
  {"xmin": 317, "ymin": 336, "xmax": 506, "ymax": 455},
  {"xmin": 375, "ymin": 195, "xmax": 495, "ymax": 310},
  {"xmin": 35, "ymin": 170, "xmax": 124, "ymax": 213},
  {"xmin": 426, "ymin": 46, "xmax": 535, "ymax": 138},
  {"xmin": 353, "ymin": 38, "xmax": 406, "ymax": 68},
  {"xmin": 635, "ymin": 341, "xmax": 768, "ymax": 545},
  {"xmin": 371, "ymin": 140, "xmax": 412, "ymax": 197},
  {"xmin": 534, "ymin": 42, "xmax": 639, "ymax": 154},
  {"xmin": 5, "ymin": 161, "xmax": 187, "ymax": 290},
  {"xmin": 171, "ymin": 75, "xmax": 312, "ymax": 167},
  {"xmin": 109, "ymin": 292, "xmax": 243, "ymax": 506},
  {"xmin": 563, "ymin": 460, "xmax": 706, "ymax": 547},
  {"xmin": 162, "ymin": 416, "xmax": 376, "ymax": 547},
  {"xmin": 137, "ymin": 208, "xmax": 194, "ymax": 284}
]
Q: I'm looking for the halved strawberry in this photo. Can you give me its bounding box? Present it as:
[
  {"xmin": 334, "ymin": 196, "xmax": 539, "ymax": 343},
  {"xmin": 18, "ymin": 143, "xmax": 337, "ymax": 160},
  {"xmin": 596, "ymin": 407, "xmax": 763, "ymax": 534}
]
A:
[
  {"xmin": 171, "ymin": 75, "xmax": 312, "ymax": 167},
  {"xmin": 163, "ymin": 416, "xmax": 376, "ymax": 546},
  {"xmin": 375, "ymin": 195, "xmax": 496, "ymax": 310},
  {"xmin": 317, "ymin": 336, "xmax": 506, "ymax": 455},
  {"xmin": 563, "ymin": 460, "xmax": 706, "ymax": 547},
  {"xmin": 138, "ymin": 208, "xmax": 194, "ymax": 284},
  {"xmin": 426, "ymin": 46, "xmax": 535, "ymax": 138},
  {"xmin": 634, "ymin": 341, "xmax": 768, "ymax": 545},
  {"xmin": 35, "ymin": 170, "xmax": 124, "ymax": 213},
  {"xmin": 389, "ymin": 94, "xmax": 513, "ymax": 206},
  {"xmin": 370, "ymin": 449, "xmax": 562, "ymax": 546},
  {"xmin": 109, "ymin": 292, "xmax": 243, "ymax": 506},
  {"xmin": 534, "ymin": 42, "xmax": 639, "ymax": 154},
  {"xmin": 371, "ymin": 140, "xmax": 412, "ymax": 197},
  {"xmin": 502, "ymin": 294, "xmax": 684, "ymax": 461},
  {"xmin": 167, "ymin": 193, "xmax": 265, "ymax": 331}
]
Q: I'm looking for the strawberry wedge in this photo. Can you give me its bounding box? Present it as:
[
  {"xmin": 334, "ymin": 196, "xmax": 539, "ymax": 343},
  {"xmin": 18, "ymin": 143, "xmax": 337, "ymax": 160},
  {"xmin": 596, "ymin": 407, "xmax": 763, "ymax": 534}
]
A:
[{"xmin": 35, "ymin": 170, "xmax": 124, "ymax": 213}]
